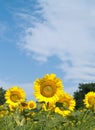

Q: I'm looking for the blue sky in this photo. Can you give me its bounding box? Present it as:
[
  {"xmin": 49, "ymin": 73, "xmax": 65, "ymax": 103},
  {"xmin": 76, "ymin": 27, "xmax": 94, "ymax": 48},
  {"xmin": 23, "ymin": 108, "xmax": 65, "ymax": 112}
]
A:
[{"xmin": 0, "ymin": 0, "xmax": 95, "ymax": 100}]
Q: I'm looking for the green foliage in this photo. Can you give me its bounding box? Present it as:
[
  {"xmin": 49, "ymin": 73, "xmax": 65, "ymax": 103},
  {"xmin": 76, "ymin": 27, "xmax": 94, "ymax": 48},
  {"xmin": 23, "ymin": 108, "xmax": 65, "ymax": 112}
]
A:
[
  {"xmin": 73, "ymin": 83, "xmax": 95, "ymax": 109},
  {"xmin": 0, "ymin": 87, "xmax": 6, "ymax": 105},
  {"xmin": 1, "ymin": 83, "xmax": 95, "ymax": 129},
  {"xmin": 0, "ymin": 106, "xmax": 95, "ymax": 130}
]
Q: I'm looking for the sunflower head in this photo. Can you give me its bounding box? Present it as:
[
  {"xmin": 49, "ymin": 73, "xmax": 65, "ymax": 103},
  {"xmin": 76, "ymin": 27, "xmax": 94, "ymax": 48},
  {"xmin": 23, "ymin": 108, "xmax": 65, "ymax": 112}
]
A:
[
  {"xmin": 20, "ymin": 102, "xmax": 28, "ymax": 111},
  {"xmin": 55, "ymin": 107, "xmax": 71, "ymax": 116},
  {"xmin": 28, "ymin": 100, "xmax": 36, "ymax": 110},
  {"xmin": 33, "ymin": 73, "xmax": 64, "ymax": 103},
  {"xmin": 57, "ymin": 92, "xmax": 76, "ymax": 111},
  {"xmin": 0, "ymin": 105, "xmax": 8, "ymax": 117},
  {"xmin": 0, "ymin": 110, "xmax": 8, "ymax": 117},
  {"xmin": 8, "ymin": 104, "xmax": 17, "ymax": 111},
  {"xmin": 83, "ymin": 91, "xmax": 95, "ymax": 109},
  {"xmin": 5, "ymin": 86, "xmax": 26, "ymax": 107},
  {"xmin": 55, "ymin": 92, "xmax": 76, "ymax": 116}
]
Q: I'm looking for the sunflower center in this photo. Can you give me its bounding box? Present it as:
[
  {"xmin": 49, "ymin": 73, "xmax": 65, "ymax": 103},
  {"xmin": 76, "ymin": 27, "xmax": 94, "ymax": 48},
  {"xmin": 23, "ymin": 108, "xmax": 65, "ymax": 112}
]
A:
[
  {"xmin": 10, "ymin": 94, "xmax": 20, "ymax": 102},
  {"xmin": 29, "ymin": 103, "xmax": 34, "ymax": 108},
  {"xmin": 41, "ymin": 85, "xmax": 55, "ymax": 97},
  {"xmin": 62, "ymin": 102, "xmax": 69, "ymax": 109},
  {"xmin": 88, "ymin": 97, "xmax": 95, "ymax": 105},
  {"xmin": 21, "ymin": 102, "xmax": 27, "ymax": 107}
]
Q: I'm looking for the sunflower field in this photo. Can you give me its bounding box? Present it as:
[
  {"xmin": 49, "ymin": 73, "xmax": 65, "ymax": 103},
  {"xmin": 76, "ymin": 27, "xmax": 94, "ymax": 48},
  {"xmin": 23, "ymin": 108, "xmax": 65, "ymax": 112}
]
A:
[{"xmin": 0, "ymin": 73, "xmax": 95, "ymax": 130}]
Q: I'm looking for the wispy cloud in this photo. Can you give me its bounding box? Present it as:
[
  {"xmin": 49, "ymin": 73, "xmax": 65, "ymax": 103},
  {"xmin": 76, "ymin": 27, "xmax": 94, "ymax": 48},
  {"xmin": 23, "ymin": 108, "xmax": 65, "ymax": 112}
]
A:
[
  {"xmin": 18, "ymin": 0, "xmax": 95, "ymax": 84},
  {"xmin": 0, "ymin": 23, "xmax": 8, "ymax": 41}
]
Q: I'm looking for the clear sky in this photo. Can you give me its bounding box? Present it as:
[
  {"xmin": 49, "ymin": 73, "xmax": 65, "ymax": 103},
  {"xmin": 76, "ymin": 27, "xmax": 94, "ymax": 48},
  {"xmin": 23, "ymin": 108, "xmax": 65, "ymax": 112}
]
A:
[{"xmin": 0, "ymin": 0, "xmax": 95, "ymax": 100}]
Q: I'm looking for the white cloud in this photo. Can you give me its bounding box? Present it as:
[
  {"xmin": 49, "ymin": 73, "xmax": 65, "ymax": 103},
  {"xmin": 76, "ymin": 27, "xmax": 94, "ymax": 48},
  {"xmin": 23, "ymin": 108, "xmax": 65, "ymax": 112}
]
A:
[{"xmin": 18, "ymin": 0, "xmax": 95, "ymax": 84}]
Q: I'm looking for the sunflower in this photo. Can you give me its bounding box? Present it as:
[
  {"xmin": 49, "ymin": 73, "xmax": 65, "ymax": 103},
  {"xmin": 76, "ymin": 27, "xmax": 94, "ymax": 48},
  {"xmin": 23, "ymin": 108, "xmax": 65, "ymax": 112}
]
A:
[
  {"xmin": 0, "ymin": 105, "xmax": 8, "ymax": 117},
  {"xmin": 55, "ymin": 92, "xmax": 76, "ymax": 116},
  {"xmin": 0, "ymin": 110, "xmax": 8, "ymax": 117},
  {"xmin": 83, "ymin": 91, "xmax": 95, "ymax": 109},
  {"xmin": 55, "ymin": 107, "xmax": 71, "ymax": 116},
  {"xmin": 8, "ymin": 104, "xmax": 17, "ymax": 111},
  {"xmin": 33, "ymin": 73, "xmax": 64, "ymax": 103},
  {"xmin": 58, "ymin": 92, "xmax": 76, "ymax": 111},
  {"xmin": 5, "ymin": 86, "xmax": 26, "ymax": 107},
  {"xmin": 27, "ymin": 100, "xmax": 36, "ymax": 110},
  {"xmin": 20, "ymin": 102, "xmax": 28, "ymax": 111}
]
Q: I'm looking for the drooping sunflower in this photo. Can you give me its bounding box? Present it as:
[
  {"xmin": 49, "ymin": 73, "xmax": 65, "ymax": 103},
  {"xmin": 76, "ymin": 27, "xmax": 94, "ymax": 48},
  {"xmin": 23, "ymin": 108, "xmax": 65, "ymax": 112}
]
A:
[
  {"xmin": 55, "ymin": 92, "xmax": 76, "ymax": 116},
  {"xmin": 5, "ymin": 86, "xmax": 26, "ymax": 107},
  {"xmin": 33, "ymin": 73, "xmax": 64, "ymax": 103},
  {"xmin": 83, "ymin": 91, "xmax": 95, "ymax": 108},
  {"xmin": 27, "ymin": 100, "xmax": 36, "ymax": 110},
  {"xmin": 55, "ymin": 107, "xmax": 71, "ymax": 116}
]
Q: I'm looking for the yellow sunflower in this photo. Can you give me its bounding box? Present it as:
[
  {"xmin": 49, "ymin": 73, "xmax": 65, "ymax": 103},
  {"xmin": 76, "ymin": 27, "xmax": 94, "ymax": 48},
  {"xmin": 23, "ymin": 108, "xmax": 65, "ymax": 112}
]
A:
[
  {"xmin": 20, "ymin": 102, "xmax": 28, "ymax": 111},
  {"xmin": 0, "ymin": 105, "xmax": 8, "ymax": 117},
  {"xmin": 83, "ymin": 91, "xmax": 95, "ymax": 108},
  {"xmin": 8, "ymin": 104, "xmax": 17, "ymax": 111},
  {"xmin": 55, "ymin": 92, "xmax": 76, "ymax": 116},
  {"xmin": 27, "ymin": 100, "xmax": 36, "ymax": 110},
  {"xmin": 33, "ymin": 73, "xmax": 64, "ymax": 103},
  {"xmin": 5, "ymin": 86, "xmax": 26, "ymax": 107},
  {"xmin": 55, "ymin": 107, "xmax": 71, "ymax": 116},
  {"xmin": 0, "ymin": 110, "xmax": 8, "ymax": 117}
]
